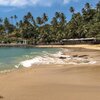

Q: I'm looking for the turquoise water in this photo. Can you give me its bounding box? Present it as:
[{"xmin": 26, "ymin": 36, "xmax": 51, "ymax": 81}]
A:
[{"xmin": 0, "ymin": 47, "xmax": 60, "ymax": 71}]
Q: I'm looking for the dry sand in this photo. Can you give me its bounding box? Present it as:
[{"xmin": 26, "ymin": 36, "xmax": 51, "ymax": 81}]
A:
[
  {"xmin": 36, "ymin": 44, "xmax": 100, "ymax": 50},
  {"xmin": 0, "ymin": 45, "xmax": 100, "ymax": 100}
]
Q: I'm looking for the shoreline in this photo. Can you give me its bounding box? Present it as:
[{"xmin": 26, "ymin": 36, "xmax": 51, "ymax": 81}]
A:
[
  {"xmin": 0, "ymin": 64, "xmax": 100, "ymax": 100},
  {"xmin": 0, "ymin": 44, "xmax": 100, "ymax": 50},
  {"xmin": 0, "ymin": 46, "xmax": 100, "ymax": 100},
  {"xmin": 0, "ymin": 45, "xmax": 100, "ymax": 72}
]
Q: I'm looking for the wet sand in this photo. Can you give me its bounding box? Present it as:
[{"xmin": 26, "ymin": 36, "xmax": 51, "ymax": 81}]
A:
[
  {"xmin": 0, "ymin": 46, "xmax": 100, "ymax": 100},
  {"xmin": 36, "ymin": 44, "xmax": 100, "ymax": 50}
]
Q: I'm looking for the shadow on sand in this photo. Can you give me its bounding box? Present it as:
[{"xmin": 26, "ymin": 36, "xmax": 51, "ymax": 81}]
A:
[{"xmin": 0, "ymin": 96, "xmax": 4, "ymax": 99}]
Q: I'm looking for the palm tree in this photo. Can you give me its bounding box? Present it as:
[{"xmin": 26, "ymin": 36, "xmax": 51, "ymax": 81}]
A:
[
  {"xmin": 85, "ymin": 3, "xmax": 91, "ymax": 11},
  {"xmin": 10, "ymin": 16, "xmax": 14, "ymax": 24},
  {"xmin": 69, "ymin": 7, "xmax": 75, "ymax": 14},
  {"xmin": 27, "ymin": 12, "xmax": 33, "ymax": 22},
  {"xmin": 42, "ymin": 13, "xmax": 48, "ymax": 24},
  {"xmin": 16, "ymin": 22, "xmax": 19, "ymax": 28},
  {"xmin": 0, "ymin": 18, "xmax": 3, "ymax": 25},
  {"xmin": 0, "ymin": 18, "xmax": 4, "ymax": 35},
  {"xmin": 82, "ymin": 8, "xmax": 86, "ymax": 14},
  {"xmin": 23, "ymin": 15, "xmax": 28, "ymax": 22},
  {"xmin": 59, "ymin": 13, "xmax": 66, "ymax": 24},
  {"xmin": 96, "ymin": 1, "xmax": 100, "ymax": 12},
  {"xmin": 31, "ymin": 16, "xmax": 36, "ymax": 27},
  {"xmin": 51, "ymin": 17, "xmax": 58, "ymax": 26},
  {"xmin": 55, "ymin": 12, "xmax": 60, "ymax": 18},
  {"xmin": 4, "ymin": 17, "xmax": 10, "ymax": 35},
  {"xmin": 36, "ymin": 17, "xmax": 43, "ymax": 25},
  {"xmin": 14, "ymin": 15, "xmax": 18, "ymax": 23}
]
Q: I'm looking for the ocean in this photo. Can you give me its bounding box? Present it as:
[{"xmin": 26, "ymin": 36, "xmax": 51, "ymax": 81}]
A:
[
  {"xmin": 0, "ymin": 47, "xmax": 96, "ymax": 72},
  {"xmin": 0, "ymin": 47, "xmax": 60, "ymax": 71}
]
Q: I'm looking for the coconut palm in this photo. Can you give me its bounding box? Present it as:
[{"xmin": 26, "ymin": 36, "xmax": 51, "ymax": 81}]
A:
[
  {"xmin": 69, "ymin": 7, "xmax": 75, "ymax": 14},
  {"xmin": 0, "ymin": 18, "xmax": 3, "ymax": 24},
  {"xmin": 51, "ymin": 17, "xmax": 58, "ymax": 26},
  {"xmin": 14, "ymin": 15, "xmax": 18, "ymax": 23},
  {"xmin": 96, "ymin": 1, "xmax": 100, "ymax": 12},
  {"xmin": 59, "ymin": 13, "xmax": 66, "ymax": 24},
  {"xmin": 42, "ymin": 13, "xmax": 48, "ymax": 24},
  {"xmin": 10, "ymin": 16, "xmax": 14, "ymax": 24},
  {"xmin": 55, "ymin": 12, "xmax": 60, "ymax": 18},
  {"xmin": 36, "ymin": 17, "xmax": 43, "ymax": 25},
  {"xmin": 85, "ymin": 3, "xmax": 91, "ymax": 11}
]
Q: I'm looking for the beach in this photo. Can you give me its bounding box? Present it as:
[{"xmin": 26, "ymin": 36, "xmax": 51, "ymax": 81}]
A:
[
  {"xmin": 0, "ymin": 44, "xmax": 100, "ymax": 50},
  {"xmin": 0, "ymin": 0, "xmax": 100, "ymax": 99},
  {"xmin": 0, "ymin": 45, "xmax": 100, "ymax": 100}
]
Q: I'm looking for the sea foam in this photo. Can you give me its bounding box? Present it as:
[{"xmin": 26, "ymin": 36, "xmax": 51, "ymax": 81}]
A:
[{"xmin": 15, "ymin": 50, "xmax": 96, "ymax": 68}]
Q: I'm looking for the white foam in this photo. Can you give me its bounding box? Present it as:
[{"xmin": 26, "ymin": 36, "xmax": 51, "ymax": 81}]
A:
[
  {"xmin": 15, "ymin": 51, "xmax": 97, "ymax": 68},
  {"xmin": 15, "ymin": 64, "xmax": 21, "ymax": 68},
  {"xmin": 89, "ymin": 61, "xmax": 96, "ymax": 64}
]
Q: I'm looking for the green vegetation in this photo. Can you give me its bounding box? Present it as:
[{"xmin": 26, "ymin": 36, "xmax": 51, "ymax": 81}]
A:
[{"xmin": 0, "ymin": 2, "xmax": 100, "ymax": 44}]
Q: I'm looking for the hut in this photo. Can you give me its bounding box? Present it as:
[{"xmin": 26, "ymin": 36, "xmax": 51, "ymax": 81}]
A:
[{"xmin": 60, "ymin": 38, "xmax": 99, "ymax": 45}]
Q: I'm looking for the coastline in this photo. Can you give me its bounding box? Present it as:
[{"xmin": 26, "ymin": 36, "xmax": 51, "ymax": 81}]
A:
[
  {"xmin": 0, "ymin": 44, "xmax": 100, "ymax": 50},
  {"xmin": 36, "ymin": 44, "xmax": 100, "ymax": 50},
  {"xmin": 1, "ymin": 64, "xmax": 100, "ymax": 100},
  {"xmin": 0, "ymin": 45, "xmax": 100, "ymax": 100},
  {"xmin": 1, "ymin": 1, "xmax": 100, "ymax": 99}
]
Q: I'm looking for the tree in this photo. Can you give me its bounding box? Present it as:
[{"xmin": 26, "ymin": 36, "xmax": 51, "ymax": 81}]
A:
[
  {"xmin": 14, "ymin": 15, "xmax": 18, "ymax": 24},
  {"xmin": 0, "ymin": 2, "xmax": 100, "ymax": 44},
  {"xmin": 36, "ymin": 17, "xmax": 43, "ymax": 25},
  {"xmin": 85, "ymin": 3, "xmax": 91, "ymax": 11},
  {"xmin": 4, "ymin": 17, "xmax": 15, "ymax": 35},
  {"xmin": 10, "ymin": 16, "xmax": 14, "ymax": 24},
  {"xmin": 0, "ymin": 18, "xmax": 3, "ymax": 24},
  {"xmin": 59, "ymin": 13, "xmax": 66, "ymax": 25},
  {"xmin": 55, "ymin": 12, "xmax": 60, "ymax": 18},
  {"xmin": 4, "ymin": 17, "xmax": 10, "ymax": 34},
  {"xmin": 69, "ymin": 7, "xmax": 75, "ymax": 14},
  {"xmin": 96, "ymin": 1, "xmax": 100, "ymax": 12},
  {"xmin": 42, "ymin": 13, "xmax": 48, "ymax": 24}
]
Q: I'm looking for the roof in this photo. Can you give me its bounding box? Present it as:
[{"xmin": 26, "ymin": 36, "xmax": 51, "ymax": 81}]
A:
[{"xmin": 61, "ymin": 38, "xmax": 96, "ymax": 41}]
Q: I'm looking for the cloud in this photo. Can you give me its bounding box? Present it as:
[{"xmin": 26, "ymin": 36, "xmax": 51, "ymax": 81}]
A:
[
  {"xmin": 63, "ymin": 0, "xmax": 78, "ymax": 4},
  {"xmin": 0, "ymin": 0, "xmax": 29, "ymax": 6},
  {"xmin": 3, "ymin": 8, "xmax": 16, "ymax": 12},
  {"xmin": 0, "ymin": 0, "xmax": 78, "ymax": 7}
]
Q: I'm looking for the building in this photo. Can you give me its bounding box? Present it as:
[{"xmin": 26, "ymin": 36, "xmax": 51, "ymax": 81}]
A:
[{"xmin": 60, "ymin": 38, "xmax": 100, "ymax": 44}]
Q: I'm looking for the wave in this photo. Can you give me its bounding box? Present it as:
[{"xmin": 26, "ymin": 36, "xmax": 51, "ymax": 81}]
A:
[{"xmin": 15, "ymin": 50, "xmax": 96, "ymax": 68}]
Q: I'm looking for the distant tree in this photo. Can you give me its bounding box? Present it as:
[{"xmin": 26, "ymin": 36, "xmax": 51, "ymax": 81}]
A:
[
  {"xmin": 42, "ymin": 13, "xmax": 48, "ymax": 24},
  {"xmin": 69, "ymin": 7, "xmax": 75, "ymax": 14},
  {"xmin": 85, "ymin": 3, "xmax": 91, "ymax": 11},
  {"xmin": 14, "ymin": 15, "xmax": 18, "ymax": 23},
  {"xmin": 0, "ymin": 2, "xmax": 100, "ymax": 44},
  {"xmin": 96, "ymin": 1, "xmax": 100, "ymax": 12}
]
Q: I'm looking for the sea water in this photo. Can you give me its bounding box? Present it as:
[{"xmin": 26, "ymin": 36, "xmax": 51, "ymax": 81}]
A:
[
  {"xmin": 0, "ymin": 47, "xmax": 60, "ymax": 71},
  {"xmin": 0, "ymin": 47, "xmax": 96, "ymax": 71}
]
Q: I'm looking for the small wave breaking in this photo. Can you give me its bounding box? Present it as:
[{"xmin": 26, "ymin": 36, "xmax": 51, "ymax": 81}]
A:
[{"xmin": 15, "ymin": 50, "xmax": 96, "ymax": 68}]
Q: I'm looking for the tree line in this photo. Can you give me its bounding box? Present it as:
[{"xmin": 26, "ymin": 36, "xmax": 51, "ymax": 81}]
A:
[{"xmin": 0, "ymin": 1, "xmax": 100, "ymax": 44}]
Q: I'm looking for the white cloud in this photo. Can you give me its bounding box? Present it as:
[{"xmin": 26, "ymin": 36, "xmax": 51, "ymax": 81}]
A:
[
  {"xmin": 0, "ymin": 0, "xmax": 78, "ymax": 7},
  {"xmin": 3, "ymin": 8, "xmax": 16, "ymax": 12},
  {"xmin": 64, "ymin": 0, "xmax": 70, "ymax": 4},
  {"xmin": 0, "ymin": 0, "xmax": 29, "ymax": 6},
  {"xmin": 64, "ymin": 0, "xmax": 78, "ymax": 4}
]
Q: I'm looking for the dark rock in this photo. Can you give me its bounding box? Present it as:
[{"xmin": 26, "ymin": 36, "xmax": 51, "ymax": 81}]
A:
[
  {"xmin": 59, "ymin": 57, "xmax": 66, "ymax": 59},
  {"xmin": 72, "ymin": 55, "xmax": 78, "ymax": 57},
  {"xmin": 78, "ymin": 55, "xmax": 88, "ymax": 58}
]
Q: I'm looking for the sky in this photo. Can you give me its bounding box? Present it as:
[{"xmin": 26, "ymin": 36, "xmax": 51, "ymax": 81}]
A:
[{"xmin": 0, "ymin": 0, "xmax": 99, "ymax": 22}]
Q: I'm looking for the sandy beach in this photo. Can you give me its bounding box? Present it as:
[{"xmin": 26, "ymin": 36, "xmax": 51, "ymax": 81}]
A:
[
  {"xmin": 0, "ymin": 45, "xmax": 100, "ymax": 100},
  {"xmin": 0, "ymin": 44, "xmax": 100, "ymax": 50},
  {"xmin": 36, "ymin": 44, "xmax": 100, "ymax": 50}
]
